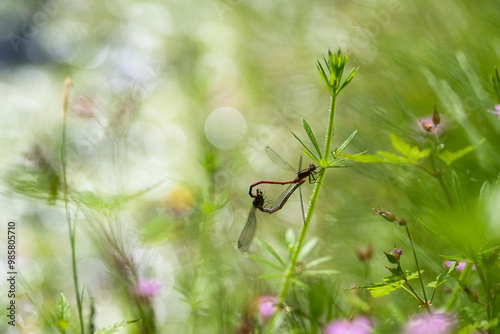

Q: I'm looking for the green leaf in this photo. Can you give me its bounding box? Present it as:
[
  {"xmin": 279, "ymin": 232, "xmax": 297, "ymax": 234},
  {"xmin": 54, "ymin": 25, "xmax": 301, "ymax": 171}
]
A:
[
  {"xmin": 291, "ymin": 277, "xmax": 311, "ymax": 291},
  {"xmin": 304, "ymin": 256, "xmax": 333, "ymax": 269},
  {"xmin": 340, "ymin": 153, "xmax": 384, "ymax": 163},
  {"xmin": 94, "ymin": 320, "xmax": 139, "ymax": 334},
  {"xmin": 337, "ymin": 67, "xmax": 358, "ymax": 93},
  {"xmin": 408, "ymin": 146, "xmax": 431, "ymax": 162},
  {"xmin": 300, "ymin": 269, "xmax": 339, "ymax": 276},
  {"xmin": 245, "ymin": 254, "xmax": 285, "ymax": 271},
  {"xmin": 390, "ymin": 133, "xmax": 412, "ymax": 156},
  {"xmin": 451, "ymin": 170, "xmax": 465, "ymax": 211},
  {"xmin": 302, "ymin": 149, "xmax": 321, "ymax": 166},
  {"xmin": 285, "ymin": 228, "xmax": 296, "ymax": 247},
  {"xmin": 427, "ymin": 262, "xmax": 458, "ymax": 288},
  {"xmin": 316, "ymin": 61, "xmax": 330, "ymax": 91},
  {"xmin": 291, "ymin": 130, "xmax": 319, "ymax": 162},
  {"xmin": 297, "ymin": 237, "xmax": 318, "ymax": 261},
  {"xmin": 254, "ymin": 239, "xmax": 285, "ymax": 268},
  {"xmin": 479, "ymin": 181, "xmax": 490, "ymax": 204},
  {"xmin": 54, "ymin": 293, "xmax": 71, "ymax": 333},
  {"xmin": 418, "ymin": 179, "xmax": 445, "ymax": 208},
  {"xmin": 349, "ymin": 271, "xmax": 421, "ymax": 298},
  {"xmin": 437, "ymin": 145, "xmax": 475, "ymax": 166},
  {"xmin": 377, "ymin": 151, "xmax": 410, "ymax": 164},
  {"xmin": 302, "ymin": 119, "xmax": 322, "ymax": 159},
  {"xmin": 335, "ymin": 130, "xmax": 357, "ymax": 156}
]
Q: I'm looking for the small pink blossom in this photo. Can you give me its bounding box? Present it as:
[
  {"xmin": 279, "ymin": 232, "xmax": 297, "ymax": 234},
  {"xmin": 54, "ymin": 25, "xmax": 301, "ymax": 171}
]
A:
[
  {"xmin": 404, "ymin": 313, "xmax": 455, "ymax": 334},
  {"xmin": 443, "ymin": 260, "xmax": 476, "ymax": 272},
  {"xmin": 487, "ymin": 105, "xmax": 500, "ymax": 119},
  {"xmin": 324, "ymin": 316, "xmax": 372, "ymax": 334},
  {"xmin": 256, "ymin": 296, "xmax": 278, "ymax": 321},
  {"xmin": 135, "ymin": 278, "xmax": 162, "ymax": 298}
]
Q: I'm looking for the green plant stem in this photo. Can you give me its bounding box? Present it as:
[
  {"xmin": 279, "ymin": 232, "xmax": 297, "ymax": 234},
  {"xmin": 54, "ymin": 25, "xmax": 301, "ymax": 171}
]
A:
[
  {"xmin": 469, "ymin": 249, "xmax": 491, "ymax": 320},
  {"xmin": 323, "ymin": 95, "xmax": 337, "ymax": 162},
  {"xmin": 400, "ymin": 282, "xmax": 424, "ymax": 305},
  {"xmin": 404, "ymin": 225, "xmax": 429, "ymax": 307},
  {"xmin": 445, "ymin": 262, "xmax": 473, "ymax": 312},
  {"xmin": 61, "ymin": 79, "xmax": 85, "ymax": 334},
  {"xmin": 265, "ymin": 94, "xmax": 336, "ymax": 333}
]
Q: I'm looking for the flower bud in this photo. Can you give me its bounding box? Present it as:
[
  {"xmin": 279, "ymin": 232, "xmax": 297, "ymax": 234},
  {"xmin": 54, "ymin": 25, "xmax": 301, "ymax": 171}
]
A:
[
  {"xmin": 372, "ymin": 208, "xmax": 396, "ymax": 222},
  {"xmin": 420, "ymin": 119, "xmax": 434, "ymax": 132},
  {"xmin": 432, "ymin": 105, "xmax": 440, "ymax": 125},
  {"xmin": 384, "ymin": 248, "xmax": 403, "ymax": 264},
  {"xmin": 356, "ymin": 245, "xmax": 373, "ymax": 263}
]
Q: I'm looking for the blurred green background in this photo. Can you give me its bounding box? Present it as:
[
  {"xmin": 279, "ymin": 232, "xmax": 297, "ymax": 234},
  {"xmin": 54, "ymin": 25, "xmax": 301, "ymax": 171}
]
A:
[{"xmin": 1, "ymin": 0, "xmax": 499, "ymax": 333}]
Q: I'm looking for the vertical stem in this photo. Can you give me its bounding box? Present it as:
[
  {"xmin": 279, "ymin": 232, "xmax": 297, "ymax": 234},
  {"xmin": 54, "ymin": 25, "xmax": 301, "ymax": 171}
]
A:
[
  {"xmin": 445, "ymin": 262, "xmax": 473, "ymax": 312},
  {"xmin": 61, "ymin": 78, "xmax": 85, "ymax": 334},
  {"xmin": 405, "ymin": 225, "xmax": 429, "ymax": 305},
  {"xmin": 323, "ymin": 95, "xmax": 337, "ymax": 162}
]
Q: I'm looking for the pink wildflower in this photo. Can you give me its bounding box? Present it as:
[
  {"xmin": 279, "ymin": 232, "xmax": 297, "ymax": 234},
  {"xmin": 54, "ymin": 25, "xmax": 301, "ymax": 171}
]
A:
[
  {"xmin": 256, "ymin": 296, "xmax": 278, "ymax": 321},
  {"xmin": 404, "ymin": 313, "xmax": 455, "ymax": 334},
  {"xmin": 443, "ymin": 260, "xmax": 476, "ymax": 272},
  {"xmin": 324, "ymin": 316, "xmax": 372, "ymax": 334},
  {"xmin": 135, "ymin": 278, "xmax": 162, "ymax": 298},
  {"xmin": 487, "ymin": 105, "xmax": 500, "ymax": 119}
]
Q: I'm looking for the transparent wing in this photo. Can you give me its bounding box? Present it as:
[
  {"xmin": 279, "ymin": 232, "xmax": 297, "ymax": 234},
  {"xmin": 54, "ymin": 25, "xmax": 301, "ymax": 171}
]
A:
[
  {"xmin": 238, "ymin": 204, "xmax": 258, "ymax": 251},
  {"xmin": 265, "ymin": 146, "xmax": 296, "ymax": 173},
  {"xmin": 270, "ymin": 183, "xmax": 295, "ymax": 210}
]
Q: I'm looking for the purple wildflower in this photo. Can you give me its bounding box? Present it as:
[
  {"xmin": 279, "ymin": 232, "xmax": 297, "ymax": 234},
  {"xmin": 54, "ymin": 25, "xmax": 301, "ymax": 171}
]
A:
[
  {"xmin": 324, "ymin": 316, "xmax": 372, "ymax": 334},
  {"xmin": 135, "ymin": 278, "xmax": 162, "ymax": 298},
  {"xmin": 404, "ymin": 313, "xmax": 455, "ymax": 334},
  {"xmin": 487, "ymin": 105, "xmax": 500, "ymax": 119},
  {"xmin": 256, "ymin": 296, "xmax": 278, "ymax": 321},
  {"xmin": 443, "ymin": 260, "xmax": 476, "ymax": 272}
]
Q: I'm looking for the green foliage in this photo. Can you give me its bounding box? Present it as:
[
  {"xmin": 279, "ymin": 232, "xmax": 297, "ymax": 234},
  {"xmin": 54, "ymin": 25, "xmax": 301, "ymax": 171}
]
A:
[
  {"xmin": 427, "ymin": 262, "xmax": 458, "ymax": 288},
  {"xmin": 54, "ymin": 293, "xmax": 71, "ymax": 333},
  {"xmin": 93, "ymin": 320, "xmax": 139, "ymax": 334},
  {"xmin": 351, "ymin": 271, "xmax": 421, "ymax": 298},
  {"xmin": 317, "ymin": 49, "xmax": 358, "ymax": 96}
]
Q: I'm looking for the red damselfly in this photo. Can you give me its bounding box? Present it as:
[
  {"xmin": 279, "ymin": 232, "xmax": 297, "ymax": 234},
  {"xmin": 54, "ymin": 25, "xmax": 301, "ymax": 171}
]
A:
[
  {"xmin": 238, "ymin": 180, "xmax": 305, "ymax": 252},
  {"xmin": 248, "ymin": 146, "xmax": 318, "ymax": 199}
]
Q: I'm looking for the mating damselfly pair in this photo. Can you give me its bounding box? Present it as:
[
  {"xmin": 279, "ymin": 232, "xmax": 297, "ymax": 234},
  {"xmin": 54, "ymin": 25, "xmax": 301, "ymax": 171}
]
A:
[{"xmin": 238, "ymin": 147, "xmax": 318, "ymax": 251}]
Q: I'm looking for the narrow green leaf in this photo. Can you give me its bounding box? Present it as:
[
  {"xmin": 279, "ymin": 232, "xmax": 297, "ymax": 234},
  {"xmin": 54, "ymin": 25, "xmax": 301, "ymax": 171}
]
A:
[
  {"xmin": 302, "ymin": 119, "xmax": 322, "ymax": 158},
  {"xmin": 291, "ymin": 278, "xmax": 311, "ymax": 291},
  {"xmin": 300, "ymin": 269, "xmax": 339, "ymax": 276},
  {"xmin": 337, "ymin": 67, "xmax": 358, "ymax": 93},
  {"xmin": 254, "ymin": 238, "xmax": 286, "ymax": 268},
  {"xmin": 390, "ymin": 133, "xmax": 412, "ymax": 156},
  {"xmin": 285, "ymin": 228, "xmax": 296, "ymax": 246},
  {"xmin": 335, "ymin": 130, "xmax": 357, "ymax": 156},
  {"xmin": 325, "ymin": 165, "xmax": 353, "ymax": 169},
  {"xmin": 304, "ymin": 256, "xmax": 333, "ymax": 269},
  {"xmin": 291, "ymin": 130, "xmax": 319, "ymax": 162},
  {"xmin": 451, "ymin": 170, "xmax": 465, "ymax": 211},
  {"xmin": 479, "ymin": 181, "xmax": 490, "ymax": 204},
  {"xmin": 316, "ymin": 62, "xmax": 330, "ymax": 90},
  {"xmin": 302, "ymin": 149, "xmax": 321, "ymax": 166},
  {"xmin": 94, "ymin": 320, "xmax": 139, "ymax": 334},
  {"xmin": 340, "ymin": 153, "xmax": 384, "ymax": 163},
  {"xmin": 297, "ymin": 237, "xmax": 318, "ymax": 261},
  {"xmin": 245, "ymin": 254, "xmax": 284, "ymax": 271},
  {"xmin": 418, "ymin": 179, "xmax": 445, "ymax": 208}
]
